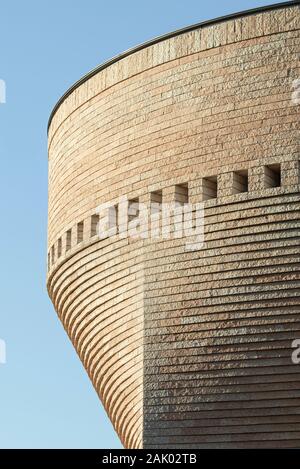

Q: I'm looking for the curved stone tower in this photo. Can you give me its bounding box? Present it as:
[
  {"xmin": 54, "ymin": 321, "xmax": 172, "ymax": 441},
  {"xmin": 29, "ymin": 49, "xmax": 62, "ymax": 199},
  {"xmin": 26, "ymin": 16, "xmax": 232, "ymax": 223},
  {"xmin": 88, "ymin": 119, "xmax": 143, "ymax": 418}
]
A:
[{"xmin": 47, "ymin": 2, "xmax": 300, "ymax": 448}]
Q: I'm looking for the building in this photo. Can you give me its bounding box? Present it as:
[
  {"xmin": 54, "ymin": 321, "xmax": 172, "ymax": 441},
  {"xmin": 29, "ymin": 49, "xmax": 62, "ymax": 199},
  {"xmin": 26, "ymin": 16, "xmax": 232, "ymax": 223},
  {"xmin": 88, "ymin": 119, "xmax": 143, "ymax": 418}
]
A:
[{"xmin": 47, "ymin": 2, "xmax": 300, "ymax": 448}]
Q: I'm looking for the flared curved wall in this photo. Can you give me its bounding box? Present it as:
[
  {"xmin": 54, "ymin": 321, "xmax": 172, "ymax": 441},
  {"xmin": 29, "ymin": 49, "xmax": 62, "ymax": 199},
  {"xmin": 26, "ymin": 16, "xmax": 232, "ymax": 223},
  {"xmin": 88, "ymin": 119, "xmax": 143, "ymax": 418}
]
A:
[{"xmin": 47, "ymin": 3, "xmax": 300, "ymax": 448}]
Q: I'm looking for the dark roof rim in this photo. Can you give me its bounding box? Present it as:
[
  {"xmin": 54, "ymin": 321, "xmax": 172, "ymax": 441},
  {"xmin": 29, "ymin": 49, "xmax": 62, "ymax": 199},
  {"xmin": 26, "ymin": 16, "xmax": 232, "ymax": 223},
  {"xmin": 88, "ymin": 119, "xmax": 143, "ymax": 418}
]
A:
[{"xmin": 47, "ymin": 1, "xmax": 300, "ymax": 132}]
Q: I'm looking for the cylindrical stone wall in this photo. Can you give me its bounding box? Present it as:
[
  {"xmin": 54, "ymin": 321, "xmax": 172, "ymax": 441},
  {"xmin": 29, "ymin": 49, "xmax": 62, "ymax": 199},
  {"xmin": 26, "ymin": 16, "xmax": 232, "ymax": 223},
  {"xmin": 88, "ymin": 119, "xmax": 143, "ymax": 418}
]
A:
[{"xmin": 47, "ymin": 3, "xmax": 300, "ymax": 448}]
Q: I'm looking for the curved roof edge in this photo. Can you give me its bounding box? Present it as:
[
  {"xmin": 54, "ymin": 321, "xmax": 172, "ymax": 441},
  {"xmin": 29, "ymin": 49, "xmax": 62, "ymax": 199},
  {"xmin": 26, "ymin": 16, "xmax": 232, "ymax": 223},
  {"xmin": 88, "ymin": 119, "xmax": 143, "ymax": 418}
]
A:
[{"xmin": 47, "ymin": 1, "xmax": 299, "ymax": 132}]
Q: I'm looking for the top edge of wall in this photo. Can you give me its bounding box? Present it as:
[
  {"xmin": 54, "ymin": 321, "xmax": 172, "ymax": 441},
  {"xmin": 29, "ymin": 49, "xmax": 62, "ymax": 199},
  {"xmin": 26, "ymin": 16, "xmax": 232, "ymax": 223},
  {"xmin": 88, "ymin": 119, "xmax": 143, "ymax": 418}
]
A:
[{"xmin": 47, "ymin": 1, "xmax": 300, "ymax": 133}]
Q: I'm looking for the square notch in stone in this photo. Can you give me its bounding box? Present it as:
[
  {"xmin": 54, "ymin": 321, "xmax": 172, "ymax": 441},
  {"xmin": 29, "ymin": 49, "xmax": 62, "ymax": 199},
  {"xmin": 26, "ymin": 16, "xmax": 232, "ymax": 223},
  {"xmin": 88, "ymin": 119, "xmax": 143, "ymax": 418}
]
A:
[
  {"xmin": 51, "ymin": 245, "xmax": 55, "ymax": 265},
  {"xmin": 202, "ymin": 176, "xmax": 217, "ymax": 200},
  {"xmin": 232, "ymin": 170, "xmax": 248, "ymax": 194},
  {"xmin": 57, "ymin": 237, "xmax": 62, "ymax": 258},
  {"xmin": 128, "ymin": 198, "xmax": 139, "ymax": 222},
  {"xmin": 91, "ymin": 214, "xmax": 99, "ymax": 237},
  {"xmin": 150, "ymin": 190, "xmax": 162, "ymax": 214},
  {"xmin": 264, "ymin": 164, "xmax": 281, "ymax": 188},
  {"xmin": 66, "ymin": 229, "xmax": 72, "ymax": 251},
  {"xmin": 174, "ymin": 184, "xmax": 189, "ymax": 205},
  {"xmin": 77, "ymin": 221, "xmax": 84, "ymax": 244}
]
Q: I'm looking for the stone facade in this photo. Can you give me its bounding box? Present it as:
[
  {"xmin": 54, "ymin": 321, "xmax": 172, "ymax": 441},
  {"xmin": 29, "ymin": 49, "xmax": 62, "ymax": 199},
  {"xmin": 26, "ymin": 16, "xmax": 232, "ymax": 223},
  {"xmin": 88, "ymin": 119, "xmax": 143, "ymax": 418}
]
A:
[{"xmin": 47, "ymin": 3, "xmax": 300, "ymax": 448}]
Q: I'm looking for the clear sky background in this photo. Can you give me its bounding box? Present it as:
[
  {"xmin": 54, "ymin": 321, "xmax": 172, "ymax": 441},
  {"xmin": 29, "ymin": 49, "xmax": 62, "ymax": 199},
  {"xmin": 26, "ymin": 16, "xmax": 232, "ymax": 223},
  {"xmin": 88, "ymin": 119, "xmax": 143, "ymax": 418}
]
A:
[{"xmin": 0, "ymin": 0, "xmax": 286, "ymax": 449}]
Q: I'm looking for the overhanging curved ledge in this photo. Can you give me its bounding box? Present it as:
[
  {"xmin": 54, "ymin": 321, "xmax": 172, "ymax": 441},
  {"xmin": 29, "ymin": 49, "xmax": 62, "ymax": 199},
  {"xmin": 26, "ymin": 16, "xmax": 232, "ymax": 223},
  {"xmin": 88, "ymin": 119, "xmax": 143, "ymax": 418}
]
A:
[{"xmin": 47, "ymin": 1, "xmax": 299, "ymax": 133}]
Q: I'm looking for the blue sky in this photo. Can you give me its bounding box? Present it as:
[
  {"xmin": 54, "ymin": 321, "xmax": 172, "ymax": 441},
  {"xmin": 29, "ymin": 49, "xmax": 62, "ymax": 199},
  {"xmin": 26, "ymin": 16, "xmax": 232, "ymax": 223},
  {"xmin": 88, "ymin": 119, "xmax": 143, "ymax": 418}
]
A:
[{"xmin": 0, "ymin": 0, "xmax": 284, "ymax": 449}]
